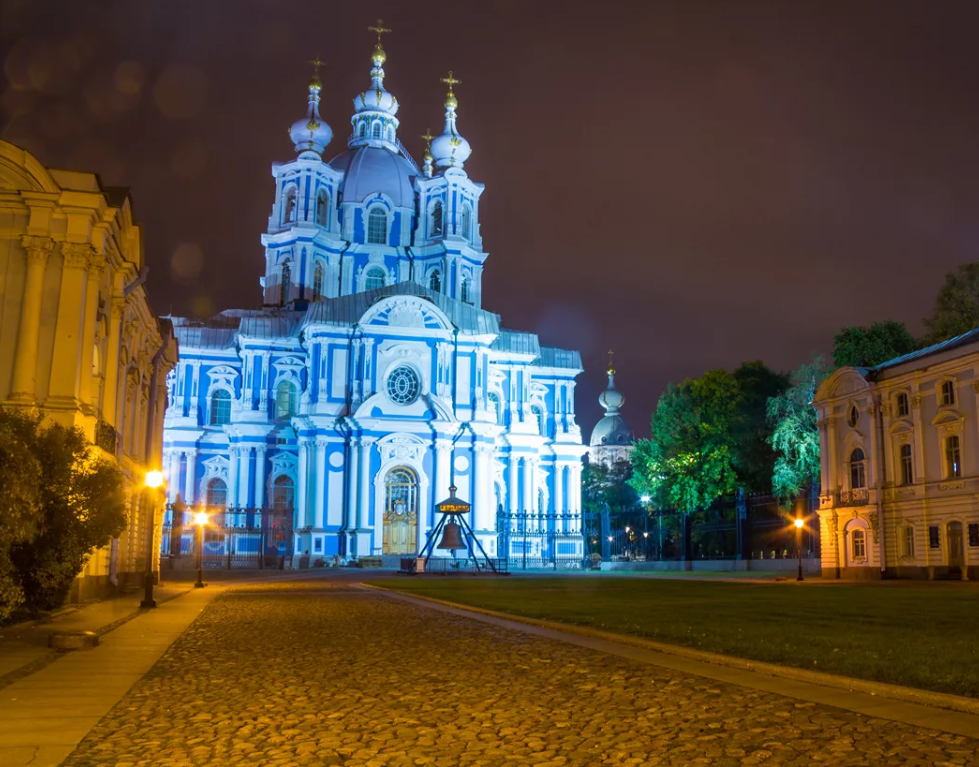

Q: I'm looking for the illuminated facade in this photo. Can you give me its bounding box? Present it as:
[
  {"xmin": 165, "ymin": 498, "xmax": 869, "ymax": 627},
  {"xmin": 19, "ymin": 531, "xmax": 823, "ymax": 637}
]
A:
[
  {"xmin": 589, "ymin": 358, "xmax": 634, "ymax": 467},
  {"xmin": 163, "ymin": 33, "xmax": 586, "ymax": 560},
  {"xmin": 815, "ymin": 330, "xmax": 979, "ymax": 580},
  {"xmin": 0, "ymin": 140, "xmax": 177, "ymax": 599}
]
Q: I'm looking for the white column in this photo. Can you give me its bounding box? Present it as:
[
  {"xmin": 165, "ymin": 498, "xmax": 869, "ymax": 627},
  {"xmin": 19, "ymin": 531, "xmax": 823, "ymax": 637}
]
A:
[
  {"xmin": 523, "ymin": 458, "xmax": 534, "ymax": 518},
  {"xmin": 570, "ymin": 463, "xmax": 582, "ymax": 522},
  {"xmin": 555, "ymin": 463, "xmax": 565, "ymax": 519},
  {"xmin": 297, "ymin": 440, "xmax": 309, "ymax": 528},
  {"xmin": 238, "ymin": 447, "xmax": 252, "ymax": 509},
  {"xmin": 227, "ymin": 446, "xmax": 239, "ymax": 509},
  {"xmin": 507, "ymin": 454, "xmax": 519, "ymax": 514},
  {"xmin": 474, "ymin": 444, "xmax": 493, "ymax": 532},
  {"xmin": 359, "ymin": 438, "xmax": 373, "ymax": 537},
  {"xmin": 77, "ymin": 251, "xmax": 105, "ymax": 411},
  {"xmin": 9, "ymin": 236, "xmax": 54, "ymax": 403},
  {"xmin": 347, "ymin": 439, "xmax": 360, "ymax": 532},
  {"xmin": 254, "ymin": 446, "xmax": 267, "ymax": 510},
  {"xmin": 184, "ymin": 450, "xmax": 197, "ymax": 505},
  {"xmin": 165, "ymin": 451, "xmax": 178, "ymax": 502},
  {"xmin": 314, "ymin": 439, "xmax": 327, "ymax": 528}
]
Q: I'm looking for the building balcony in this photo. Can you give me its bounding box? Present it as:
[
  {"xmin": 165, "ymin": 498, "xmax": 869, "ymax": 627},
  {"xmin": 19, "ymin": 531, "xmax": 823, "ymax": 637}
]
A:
[
  {"xmin": 94, "ymin": 419, "xmax": 119, "ymax": 456},
  {"xmin": 837, "ymin": 488, "xmax": 870, "ymax": 506}
]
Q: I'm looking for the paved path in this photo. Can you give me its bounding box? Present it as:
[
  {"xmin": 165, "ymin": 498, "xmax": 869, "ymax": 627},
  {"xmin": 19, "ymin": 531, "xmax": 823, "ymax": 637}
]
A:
[{"xmin": 40, "ymin": 573, "xmax": 979, "ymax": 767}]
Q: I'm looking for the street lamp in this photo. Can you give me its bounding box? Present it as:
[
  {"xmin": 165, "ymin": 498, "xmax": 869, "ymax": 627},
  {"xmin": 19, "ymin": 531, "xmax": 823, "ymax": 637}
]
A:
[
  {"xmin": 194, "ymin": 511, "xmax": 209, "ymax": 588},
  {"xmin": 794, "ymin": 517, "xmax": 805, "ymax": 582},
  {"xmin": 140, "ymin": 470, "xmax": 165, "ymax": 608}
]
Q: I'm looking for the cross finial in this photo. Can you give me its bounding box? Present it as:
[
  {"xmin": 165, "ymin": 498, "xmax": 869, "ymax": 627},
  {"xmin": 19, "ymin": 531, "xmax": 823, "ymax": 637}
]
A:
[
  {"xmin": 307, "ymin": 55, "xmax": 325, "ymax": 75},
  {"xmin": 441, "ymin": 71, "xmax": 461, "ymax": 90},
  {"xmin": 607, "ymin": 349, "xmax": 615, "ymax": 375},
  {"xmin": 421, "ymin": 128, "xmax": 435, "ymax": 146},
  {"xmin": 368, "ymin": 18, "xmax": 391, "ymax": 41}
]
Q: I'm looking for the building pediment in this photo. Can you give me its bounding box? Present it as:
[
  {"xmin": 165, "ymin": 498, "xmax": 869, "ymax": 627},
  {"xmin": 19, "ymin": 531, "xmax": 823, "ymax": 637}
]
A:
[
  {"xmin": 815, "ymin": 368, "xmax": 870, "ymax": 404},
  {"xmin": 361, "ymin": 295, "xmax": 452, "ymax": 332}
]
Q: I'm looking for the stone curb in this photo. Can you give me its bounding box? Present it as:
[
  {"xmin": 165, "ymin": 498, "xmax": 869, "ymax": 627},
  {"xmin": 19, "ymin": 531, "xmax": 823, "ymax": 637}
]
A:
[{"xmin": 363, "ymin": 582, "xmax": 979, "ymax": 717}]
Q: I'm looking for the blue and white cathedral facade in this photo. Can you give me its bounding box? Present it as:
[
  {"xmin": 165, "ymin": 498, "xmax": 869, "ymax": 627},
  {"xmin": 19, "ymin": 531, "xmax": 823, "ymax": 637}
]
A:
[{"xmin": 162, "ymin": 34, "xmax": 587, "ymax": 559}]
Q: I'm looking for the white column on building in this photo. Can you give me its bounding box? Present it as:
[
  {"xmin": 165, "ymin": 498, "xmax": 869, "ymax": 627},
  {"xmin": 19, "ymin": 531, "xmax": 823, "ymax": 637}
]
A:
[
  {"xmin": 359, "ymin": 438, "xmax": 373, "ymax": 542},
  {"xmin": 9, "ymin": 236, "xmax": 54, "ymax": 403},
  {"xmin": 77, "ymin": 251, "xmax": 105, "ymax": 412},
  {"xmin": 522, "ymin": 458, "xmax": 533, "ymax": 518},
  {"xmin": 254, "ymin": 445, "xmax": 267, "ymax": 510},
  {"xmin": 569, "ymin": 462, "xmax": 582, "ymax": 530},
  {"xmin": 507, "ymin": 454, "xmax": 519, "ymax": 515},
  {"xmin": 314, "ymin": 439, "xmax": 327, "ymax": 528},
  {"xmin": 474, "ymin": 444, "xmax": 493, "ymax": 532},
  {"xmin": 184, "ymin": 450, "xmax": 198, "ymax": 506},
  {"xmin": 347, "ymin": 438, "xmax": 360, "ymax": 532},
  {"xmin": 238, "ymin": 446, "xmax": 252, "ymax": 510},
  {"xmin": 297, "ymin": 440, "xmax": 309, "ymax": 529},
  {"xmin": 554, "ymin": 463, "xmax": 565, "ymax": 528},
  {"xmin": 227, "ymin": 446, "xmax": 240, "ymax": 510},
  {"xmin": 47, "ymin": 243, "xmax": 92, "ymax": 407}
]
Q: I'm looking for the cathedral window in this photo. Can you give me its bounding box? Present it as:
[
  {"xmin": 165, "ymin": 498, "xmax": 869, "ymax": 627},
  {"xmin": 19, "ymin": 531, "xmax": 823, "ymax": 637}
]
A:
[
  {"xmin": 849, "ymin": 448, "xmax": 866, "ymax": 489},
  {"xmin": 431, "ymin": 201, "xmax": 443, "ymax": 237},
  {"xmin": 275, "ymin": 380, "xmax": 298, "ymax": 420},
  {"xmin": 272, "ymin": 475, "xmax": 295, "ymax": 514},
  {"xmin": 372, "ymin": 122, "xmax": 382, "ymax": 139},
  {"xmin": 312, "ymin": 262, "xmax": 324, "ymax": 298},
  {"xmin": 461, "ymin": 203, "xmax": 472, "ymax": 241},
  {"xmin": 209, "ymin": 389, "xmax": 231, "ymax": 426},
  {"xmin": 365, "ymin": 267, "xmax": 385, "ymax": 291},
  {"xmin": 206, "ymin": 478, "xmax": 228, "ymax": 508},
  {"xmin": 283, "ymin": 187, "xmax": 297, "ymax": 224},
  {"xmin": 281, "ymin": 261, "xmax": 292, "ymax": 304},
  {"xmin": 367, "ymin": 208, "xmax": 387, "ymax": 244},
  {"xmin": 359, "ymin": 123, "xmax": 366, "ymax": 138},
  {"xmin": 386, "ymin": 365, "xmax": 420, "ymax": 405},
  {"xmin": 316, "ymin": 190, "xmax": 329, "ymax": 226},
  {"xmin": 386, "ymin": 126, "xmax": 394, "ymax": 142},
  {"xmin": 460, "ymin": 276, "xmax": 470, "ymax": 304},
  {"xmin": 429, "ymin": 269, "xmax": 441, "ymax": 293}
]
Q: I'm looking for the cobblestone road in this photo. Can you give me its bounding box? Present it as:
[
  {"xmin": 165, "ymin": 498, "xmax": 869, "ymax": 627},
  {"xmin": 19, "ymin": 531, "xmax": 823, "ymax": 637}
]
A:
[{"xmin": 62, "ymin": 575, "xmax": 979, "ymax": 767}]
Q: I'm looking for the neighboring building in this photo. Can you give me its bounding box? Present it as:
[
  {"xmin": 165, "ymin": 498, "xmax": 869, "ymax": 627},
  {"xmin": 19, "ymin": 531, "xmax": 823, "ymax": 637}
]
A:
[
  {"xmin": 814, "ymin": 329, "xmax": 979, "ymax": 580},
  {"xmin": 163, "ymin": 34, "xmax": 587, "ymax": 561},
  {"xmin": 0, "ymin": 140, "xmax": 178, "ymax": 599},
  {"xmin": 589, "ymin": 355, "xmax": 634, "ymax": 467}
]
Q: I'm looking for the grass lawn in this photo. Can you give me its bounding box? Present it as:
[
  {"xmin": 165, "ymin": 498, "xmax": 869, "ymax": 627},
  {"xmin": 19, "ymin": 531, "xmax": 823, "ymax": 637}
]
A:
[{"xmin": 374, "ymin": 575, "xmax": 979, "ymax": 698}]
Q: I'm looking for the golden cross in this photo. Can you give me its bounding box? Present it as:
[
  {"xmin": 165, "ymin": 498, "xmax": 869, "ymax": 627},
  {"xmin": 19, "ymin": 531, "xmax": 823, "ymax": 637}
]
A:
[
  {"xmin": 441, "ymin": 71, "xmax": 461, "ymax": 89},
  {"xmin": 307, "ymin": 55, "xmax": 325, "ymax": 75},
  {"xmin": 368, "ymin": 19, "xmax": 391, "ymax": 41},
  {"xmin": 421, "ymin": 129, "xmax": 435, "ymax": 146}
]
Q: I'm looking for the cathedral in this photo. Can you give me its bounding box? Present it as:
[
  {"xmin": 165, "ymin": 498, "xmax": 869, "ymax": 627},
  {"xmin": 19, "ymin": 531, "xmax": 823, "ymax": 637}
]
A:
[{"xmin": 162, "ymin": 28, "xmax": 587, "ymax": 560}]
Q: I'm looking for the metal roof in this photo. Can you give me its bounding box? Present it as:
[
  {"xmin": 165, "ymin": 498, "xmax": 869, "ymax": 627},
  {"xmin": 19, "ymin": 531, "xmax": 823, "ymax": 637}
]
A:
[
  {"xmin": 491, "ymin": 329, "xmax": 540, "ymax": 357},
  {"xmin": 871, "ymin": 326, "xmax": 979, "ymax": 376},
  {"xmin": 537, "ymin": 346, "xmax": 582, "ymax": 371},
  {"xmin": 303, "ymin": 281, "xmax": 500, "ymax": 335}
]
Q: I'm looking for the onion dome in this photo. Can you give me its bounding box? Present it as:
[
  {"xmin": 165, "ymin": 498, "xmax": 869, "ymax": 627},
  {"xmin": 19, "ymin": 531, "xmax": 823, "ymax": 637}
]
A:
[
  {"xmin": 289, "ymin": 57, "xmax": 332, "ymax": 158},
  {"xmin": 590, "ymin": 352, "xmax": 634, "ymax": 448},
  {"xmin": 349, "ymin": 20, "xmax": 401, "ymax": 150},
  {"xmin": 431, "ymin": 72, "xmax": 472, "ymax": 170}
]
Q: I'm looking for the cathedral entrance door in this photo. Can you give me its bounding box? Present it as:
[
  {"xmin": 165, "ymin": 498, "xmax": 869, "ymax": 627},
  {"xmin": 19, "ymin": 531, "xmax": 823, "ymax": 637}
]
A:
[
  {"xmin": 948, "ymin": 521, "xmax": 965, "ymax": 572},
  {"xmin": 383, "ymin": 466, "xmax": 418, "ymax": 555}
]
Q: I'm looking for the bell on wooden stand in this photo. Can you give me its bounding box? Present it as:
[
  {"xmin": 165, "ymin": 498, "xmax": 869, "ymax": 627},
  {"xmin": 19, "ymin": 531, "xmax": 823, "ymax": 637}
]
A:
[{"xmin": 437, "ymin": 519, "xmax": 466, "ymax": 550}]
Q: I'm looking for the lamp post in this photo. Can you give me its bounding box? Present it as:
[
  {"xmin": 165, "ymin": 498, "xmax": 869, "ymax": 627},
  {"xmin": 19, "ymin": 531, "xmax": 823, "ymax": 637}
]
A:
[
  {"xmin": 794, "ymin": 517, "xmax": 805, "ymax": 582},
  {"xmin": 194, "ymin": 511, "xmax": 209, "ymax": 588},
  {"xmin": 140, "ymin": 470, "xmax": 165, "ymax": 608}
]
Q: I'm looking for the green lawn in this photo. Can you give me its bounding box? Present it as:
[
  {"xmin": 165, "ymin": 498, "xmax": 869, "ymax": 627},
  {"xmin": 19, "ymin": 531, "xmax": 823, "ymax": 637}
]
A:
[{"xmin": 374, "ymin": 575, "xmax": 979, "ymax": 698}]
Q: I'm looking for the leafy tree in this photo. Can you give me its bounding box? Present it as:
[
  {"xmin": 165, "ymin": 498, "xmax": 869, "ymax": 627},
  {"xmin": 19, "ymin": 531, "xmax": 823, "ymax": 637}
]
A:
[
  {"xmin": 582, "ymin": 458, "xmax": 637, "ymax": 515},
  {"xmin": 4, "ymin": 411, "xmax": 128, "ymax": 614},
  {"xmin": 832, "ymin": 320, "xmax": 919, "ymax": 368},
  {"xmin": 767, "ymin": 357, "xmax": 833, "ymax": 503},
  {"xmin": 923, "ymin": 262, "xmax": 979, "ymax": 344},
  {"xmin": 731, "ymin": 362, "xmax": 789, "ymax": 493}
]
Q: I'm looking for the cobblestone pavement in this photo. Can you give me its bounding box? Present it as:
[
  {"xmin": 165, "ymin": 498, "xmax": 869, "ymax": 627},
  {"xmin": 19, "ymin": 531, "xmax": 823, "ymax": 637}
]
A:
[{"xmin": 62, "ymin": 575, "xmax": 979, "ymax": 767}]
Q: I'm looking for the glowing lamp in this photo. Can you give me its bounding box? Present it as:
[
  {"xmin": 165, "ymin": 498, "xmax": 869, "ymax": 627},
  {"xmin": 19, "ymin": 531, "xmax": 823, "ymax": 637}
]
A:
[
  {"xmin": 607, "ymin": 536, "xmax": 613, "ymax": 542},
  {"xmin": 144, "ymin": 470, "xmax": 164, "ymax": 489},
  {"xmin": 640, "ymin": 495, "xmax": 651, "ymax": 504},
  {"xmin": 794, "ymin": 518, "xmax": 805, "ymax": 529},
  {"xmin": 194, "ymin": 511, "xmax": 209, "ymax": 526}
]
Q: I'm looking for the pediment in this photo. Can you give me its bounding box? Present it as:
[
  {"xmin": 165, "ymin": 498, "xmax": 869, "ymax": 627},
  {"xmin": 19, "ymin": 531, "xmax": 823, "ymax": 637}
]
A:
[
  {"xmin": 361, "ymin": 295, "xmax": 452, "ymax": 331},
  {"xmin": 815, "ymin": 368, "xmax": 871, "ymax": 403},
  {"xmin": 932, "ymin": 409, "xmax": 964, "ymax": 427}
]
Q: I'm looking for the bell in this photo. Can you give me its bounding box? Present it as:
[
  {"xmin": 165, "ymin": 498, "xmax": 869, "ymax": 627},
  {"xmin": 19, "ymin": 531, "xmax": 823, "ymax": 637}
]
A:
[{"xmin": 437, "ymin": 519, "xmax": 466, "ymax": 550}]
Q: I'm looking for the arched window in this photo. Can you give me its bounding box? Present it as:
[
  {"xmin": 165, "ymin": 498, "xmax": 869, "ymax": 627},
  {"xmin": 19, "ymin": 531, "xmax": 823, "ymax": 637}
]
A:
[
  {"xmin": 275, "ymin": 380, "xmax": 297, "ymax": 420},
  {"xmin": 365, "ymin": 267, "xmax": 385, "ymax": 292},
  {"xmin": 372, "ymin": 122, "xmax": 382, "ymax": 139},
  {"xmin": 283, "ymin": 187, "xmax": 297, "ymax": 224},
  {"xmin": 206, "ymin": 478, "xmax": 227, "ymax": 508},
  {"xmin": 359, "ymin": 123, "xmax": 366, "ymax": 137},
  {"xmin": 281, "ymin": 261, "xmax": 291, "ymax": 304},
  {"xmin": 849, "ymin": 448, "xmax": 866, "ymax": 489},
  {"xmin": 460, "ymin": 276, "xmax": 470, "ymax": 304},
  {"xmin": 460, "ymin": 203, "xmax": 472, "ymax": 240},
  {"xmin": 386, "ymin": 126, "xmax": 394, "ymax": 142},
  {"xmin": 209, "ymin": 389, "xmax": 231, "ymax": 426},
  {"xmin": 899, "ymin": 443, "xmax": 913, "ymax": 486},
  {"xmin": 316, "ymin": 190, "xmax": 329, "ymax": 226},
  {"xmin": 487, "ymin": 392, "xmax": 500, "ymax": 423},
  {"xmin": 367, "ymin": 208, "xmax": 387, "ymax": 244},
  {"xmin": 272, "ymin": 475, "xmax": 295, "ymax": 514},
  {"xmin": 945, "ymin": 435, "xmax": 961, "ymax": 478},
  {"xmin": 851, "ymin": 528, "xmax": 866, "ymax": 561},
  {"xmin": 531, "ymin": 404, "xmax": 544, "ymax": 434},
  {"xmin": 431, "ymin": 201, "xmax": 443, "ymax": 236},
  {"xmin": 312, "ymin": 262, "xmax": 324, "ymax": 299},
  {"xmin": 429, "ymin": 269, "xmax": 441, "ymax": 293}
]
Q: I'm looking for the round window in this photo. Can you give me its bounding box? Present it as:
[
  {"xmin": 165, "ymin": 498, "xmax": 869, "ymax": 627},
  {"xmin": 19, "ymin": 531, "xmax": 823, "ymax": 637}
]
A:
[
  {"xmin": 848, "ymin": 405, "xmax": 859, "ymax": 428},
  {"xmin": 386, "ymin": 366, "xmax": 420, "ymax": 405}
]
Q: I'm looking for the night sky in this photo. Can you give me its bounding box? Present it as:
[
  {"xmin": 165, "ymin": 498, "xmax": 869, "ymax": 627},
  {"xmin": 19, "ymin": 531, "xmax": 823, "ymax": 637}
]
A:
[{"xmin": 3, "ymin": 0, "xmax": 979, "ymax": 437}]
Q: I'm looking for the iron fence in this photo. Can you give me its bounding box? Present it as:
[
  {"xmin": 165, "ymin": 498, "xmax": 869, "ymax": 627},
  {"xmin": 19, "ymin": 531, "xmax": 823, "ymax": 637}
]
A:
[
  {"xmin": 496, "ymin": 510, "xmax": 587, "ymax": 570},
  {"xmin": 161, "ymin": 504, "xmax": 294, "ymax": 569}
]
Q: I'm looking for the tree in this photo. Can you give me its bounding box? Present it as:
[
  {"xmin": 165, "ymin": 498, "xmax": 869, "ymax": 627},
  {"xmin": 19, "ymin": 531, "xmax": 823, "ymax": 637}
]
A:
[
  {"xmin": 731, "ymin": 362, "xmax": 789, "ymax": 493},
  {"xmin": 767, "ymin": 357, "xmax": 833, "ymax": 503},
  {"xmin": 2, "ymin": 410, "xmax": 128, "ymax": 615},
  {"xmin": 832, "ymin": 320, "xmax": 919, "ymax": 368},
  {"xmin": 582, "ymin": 458, "xmax": 637, "ymax": 515},
  {"xmin": 923, "ymin": 263, "xmax": 979, "ymax": 344}
]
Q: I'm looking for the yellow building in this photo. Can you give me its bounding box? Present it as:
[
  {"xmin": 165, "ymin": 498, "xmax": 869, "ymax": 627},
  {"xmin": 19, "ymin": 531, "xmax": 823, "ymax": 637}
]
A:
[{"xmin": 0, "ymin": 140, "xmax": 177, "ymax": 600}]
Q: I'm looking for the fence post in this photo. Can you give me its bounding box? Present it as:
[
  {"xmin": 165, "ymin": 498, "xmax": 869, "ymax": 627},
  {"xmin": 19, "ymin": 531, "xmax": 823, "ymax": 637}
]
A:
[
  {"xmin": 681, "ymin": 513, "xmax": 692, "ymax": 570},
  {"xmin": 736, "ymin": 490, "xmax": 749, "ymax": 561},
  {"xmin": 600, "ymin": 504, "xmax": 610, "ymax": 561}
]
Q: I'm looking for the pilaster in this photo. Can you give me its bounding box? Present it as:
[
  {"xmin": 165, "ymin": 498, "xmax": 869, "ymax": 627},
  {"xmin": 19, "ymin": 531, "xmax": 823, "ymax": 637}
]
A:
[
  {"xmin": 47, "ymin": 242, "xmax": 93, "ymax": 409},
  {"xmin": 9, "ymin": 235, "xmax": 55, "ymax": 403}
]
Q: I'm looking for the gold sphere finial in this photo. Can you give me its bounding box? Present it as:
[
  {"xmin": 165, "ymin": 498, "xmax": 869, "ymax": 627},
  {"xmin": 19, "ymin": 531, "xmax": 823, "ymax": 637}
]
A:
[
  {"xmin": 421, "ymin": 128, "xmax": 435, "ymax": 161},
  {"xmin": 441, "ymin": 71, "xmax": 461, "ymax": 108},
  {"xmin": 307, "ymin": 55, "xmax": 325, "ymax": 90},
  {"xmin": 368, "ymin": 19, "xmax": 391, "ymax": 65}
]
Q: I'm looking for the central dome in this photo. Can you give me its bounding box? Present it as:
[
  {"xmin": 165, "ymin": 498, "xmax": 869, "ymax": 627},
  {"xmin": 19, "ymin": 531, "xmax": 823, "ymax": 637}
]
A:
[{"xmin": 329, "ymin": 146, "xmax": 417, "ymax": 208}]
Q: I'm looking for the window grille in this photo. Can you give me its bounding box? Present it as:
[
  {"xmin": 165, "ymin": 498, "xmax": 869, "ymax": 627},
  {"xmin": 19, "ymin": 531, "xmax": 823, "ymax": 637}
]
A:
[
  {"xmin": 275, "ymin": 381, "xmax": 297, "ymax": 420},
  {"xmin": 367, "ymin": 208, "xmax": 387, "ymax": 244},
  {"xmin": 849, "ymin": 448, "xmax": 866, "ymax": 489},
  {"xmin": 942, "ymin": 380, "xmax": 956, "ymax": 406},
  {"xmin": 206, "ymin": 478, "xmax": 227, "ymax": 508},
  {"xmin": 209, "ymin": 390, "xmax": 231, "ymax": 426},
  {"xmin": 365, "ymin": 267, "xmax": 385, "ymax": 291},
  {"xmin": 899, "ymin": 444, "xmax": 913, "ymax": 485},
  {"xmin": 945, "ymin": 435, "xmax": 961, "ymax": 478}
]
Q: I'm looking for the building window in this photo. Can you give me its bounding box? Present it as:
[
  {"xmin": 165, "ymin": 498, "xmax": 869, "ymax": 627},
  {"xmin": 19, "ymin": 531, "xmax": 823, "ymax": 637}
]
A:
[
  {"xmin": 941, "ymin": 380, "xmax": 955, "ymax": 406},
  {"xmin": 945, "ymin": 435, "xmax": 961, "ymax": 478},
  {"xmin": 847, "ymin": 405, "xmax": 859, "ymax": 428},
  {"xmin": 312, "ymin": 262, "xmax": 324, "ymax": 298},
  {"xmin": 487, "ymin": 392, "xmax": 500, "ymax": 423},
  {"xmin": 281, "ymin": 262, "xmax": 291, "ymax": 304},
  {"xmin": 272, "ymin": 475, "xmax": 295, "ymax": 514},
  {"xmin": 372, "ymin": 122, "xmax": 382, "ymax": 139},
  {"xmin": 365, "ymin": 267, "xmax": 385, "ymax": 291},
  {"xmin": 275, "ymin": 380, "xmax": 297, "ymax": 420},
  {"xmin": 358, "ymin": 123, "xmax": 366, "ymax": 138},
  {"xmin": 460, "ymin": 276, "xmax": 470, "ymax": 304},
  {"xmin": 849, "ymin": 447, "xmax": 866, "ymax": 489},
  {"xmin": 531, "ymin": 404, "xmax": 544, "ymax": 435},
  {"xmin": 316, "ymin": 190, "xmax": 329, "ymax": 226},
  {"xmin": 283, "ymin": 187, "xmax": 297, "ymax": 223},
  {"xmin": 896, "ymin": 393, "xmax": 910, "ymax": 417},
  {"xmin": 367, "ymin": 208, "xmax": 387, "ymax": 244},
  {"xmin": 386, "ymin": 366, "xmax": 420, "ymax": 405},
  {"xmin": 461, "ymin": 203, "xmax": 472, "ymax": 240},
  {"xmin": 431, "ymin": 201, "xmax": 443, "ymax": 236},
  {"xmin": 901, "ymin": 525, "xmax": 915, "ymax": 558},
  {"xmin": 206, "ymin": 478, "xmax": 227, "ymax": 508},
  {"xmin": 851, "ymin": 528, "xmax": 866, "ymax": 561},
  {"xmin": 429, "ymin": 269, "xmax": 441, "ymax": 293},
  {"xmin": 209, "ymin": 389, "xmax": 231, "ymax": 426},
  {"xmin": 899, "ymin": 443, "xmax": 913, "ymax": 485}
]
